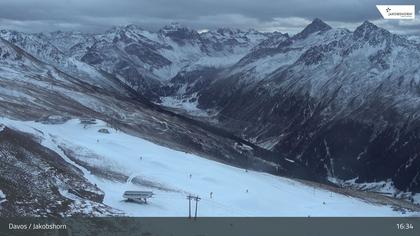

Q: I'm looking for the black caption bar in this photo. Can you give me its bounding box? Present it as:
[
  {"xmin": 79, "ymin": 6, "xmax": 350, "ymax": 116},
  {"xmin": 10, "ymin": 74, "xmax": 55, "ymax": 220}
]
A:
[{"xmin": 1, "ymin": 217, "xmax": 419, "ymax": 236}]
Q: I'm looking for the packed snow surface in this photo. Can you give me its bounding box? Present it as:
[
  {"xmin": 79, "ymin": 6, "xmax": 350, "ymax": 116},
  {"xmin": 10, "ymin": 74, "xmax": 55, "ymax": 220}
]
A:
[{"xmin": 0, "ymin": 117, "xmax": 414, "ymax": 216}]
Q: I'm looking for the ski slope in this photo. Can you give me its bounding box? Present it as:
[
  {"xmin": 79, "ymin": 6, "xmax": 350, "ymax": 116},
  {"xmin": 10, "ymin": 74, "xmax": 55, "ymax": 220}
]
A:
[{"xmin": 0, "ymin": 117, "xmax": 415, "ymax": 216}]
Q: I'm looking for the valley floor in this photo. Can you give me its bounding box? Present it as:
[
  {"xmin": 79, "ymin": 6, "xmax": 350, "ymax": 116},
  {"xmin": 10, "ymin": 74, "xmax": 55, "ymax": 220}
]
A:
[{"xmin": 0, "ymin": 117, "xmax": 418, "ymax": 216}]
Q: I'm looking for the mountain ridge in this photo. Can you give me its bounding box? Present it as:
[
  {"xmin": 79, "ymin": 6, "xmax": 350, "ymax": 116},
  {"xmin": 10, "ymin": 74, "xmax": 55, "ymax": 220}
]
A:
[{"xmin": 1, "ymin": 19, "xmax": 420, "ymax": 198}]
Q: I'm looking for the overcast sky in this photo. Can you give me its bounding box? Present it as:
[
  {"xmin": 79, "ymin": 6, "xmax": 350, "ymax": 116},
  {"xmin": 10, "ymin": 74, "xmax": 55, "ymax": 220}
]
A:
[{"xmin": 0, "ymin": 0, "xmax": 419, "ymax": 35}]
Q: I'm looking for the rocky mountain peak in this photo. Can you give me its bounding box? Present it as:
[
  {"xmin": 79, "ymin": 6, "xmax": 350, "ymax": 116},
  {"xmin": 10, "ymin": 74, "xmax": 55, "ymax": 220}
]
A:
[
  {"xmin": 124, "ymin": 24, "xmax": 144, "ymax": 31},
  {"xmin": 106, "ymin": 24, "xmax": 144, "ymax": 35},
  {"xmin": 167, "ymin": 22, "xmax": 182, "ymax": 28},
  {"xmin": 353, "ymin": 21, "xmax": 380, "ymax": 37},
  {"xmin": 353, "ymin": 20, "xmax": 395, "ymax": 45},
  {"xmin": 161, "ymin": 22, "xmax": 188, "ymax": 32},
  {"xmin": 294, "ymin": 18, "xmax": 332, "ymax": 39},
  {"xmin": 215, "ymin": 28, "xmax": 243, "ymax": 36},
  {"xmin": 159, "ymin": 22, "xmax": 201, "ymax": 44}
]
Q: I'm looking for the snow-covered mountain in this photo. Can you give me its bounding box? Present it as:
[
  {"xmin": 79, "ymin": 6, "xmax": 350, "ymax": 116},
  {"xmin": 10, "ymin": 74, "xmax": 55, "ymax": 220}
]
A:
[
  {"xmin": 1, "ymin": 19, "xmax": 420, "ymax": 216},
  {"xmin": 162, "ymin": 19, "xmax": 420, "ymax": 196},
  {"xmin": 0, "ymin": 29, "xmax": 68, "ymax": 66},
  {"xmin": 0, "ymin": 24, "xmax": 272, "ymax": 100},
  {"xmin": 0, "ymin": 28, "xmax": 133, "ymax": 94},
  {"xmin": 0, "ymin": 33, "xmax": 319, "ymax": 215},
  {"xmin": 0, "ymin": 23, "xmax": 268, "ymax": 101},
  {"xmin": 200, "ymin": 27, "xmax": 270, "ymax": 54},
  {"xmin": 41, "ymin": 30, "xmax": 96, "ymax": 59}
]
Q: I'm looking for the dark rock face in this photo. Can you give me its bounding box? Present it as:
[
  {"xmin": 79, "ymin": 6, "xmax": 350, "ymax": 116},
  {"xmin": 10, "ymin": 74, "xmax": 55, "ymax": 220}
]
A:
[
  {"xmin": 165, "ymin": 67, "xmax": 222, "ymax": 97},
  {"xmin": 353, "ymin": 21, "xmax": 389, "ymax": 45},
  {"xmin": 196, "ymin": 76, "xmax": 420, "ymax": 192},
  {"xmin": 175, "ymin": 20, "xmax": 420, "ymax": 193},
  {"xmin": 295, "ymin": 119, "xmax": 420, "ymax": 193},
  {"xmin": 80, "ymin": 39, "xmax": 168, "ymax": 100},
  {"xmin": 124, "ymin": 43, "xmax": 171, "ymax": 67},
  {"xmin": 0, "ymin": 126, "xmax": 115, "ymax": 216},
  {"xmin": 297, "ymin": 46, "xmax": 325, "ymax": 65},
  {"xmin": 160, "ymin": 25, "xmax": 201, "ymax": 46},
  {"xmin": 81, "ymin": 51, "xmax": 103, "ymax": 65},
  {"xmin": 293, "ymin": 18, "xmax": 332, "ymax": 40}
]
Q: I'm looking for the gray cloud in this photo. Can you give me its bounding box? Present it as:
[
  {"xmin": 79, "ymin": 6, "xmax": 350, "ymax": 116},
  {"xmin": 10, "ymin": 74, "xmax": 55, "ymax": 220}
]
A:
[{"xmin": 0, "ymin": 0, "xmax": 419, "ymax": 35}]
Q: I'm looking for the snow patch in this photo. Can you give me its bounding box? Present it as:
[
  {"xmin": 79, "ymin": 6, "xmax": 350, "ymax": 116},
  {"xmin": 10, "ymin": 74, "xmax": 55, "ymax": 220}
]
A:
[
  {"xmin": 284, "ymin": 158, "xmax": 295, "ymax": 163},
  {"xmin": 328, "ymin": 177, "xmax": 399, "ymax": 196},
  {"xmin": 159, "ymin": 95, "xmax": 210, "ymax": 117},
  {"xmin": 0, "ymin": 190, "xmax": 6, "ymax": 204}
]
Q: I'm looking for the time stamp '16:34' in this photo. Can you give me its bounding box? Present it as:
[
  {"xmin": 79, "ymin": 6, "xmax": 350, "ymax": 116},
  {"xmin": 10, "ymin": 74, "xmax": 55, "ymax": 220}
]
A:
[{"xmin": 396, "ymin": 223, "xmax": 414, "ymax": 230}]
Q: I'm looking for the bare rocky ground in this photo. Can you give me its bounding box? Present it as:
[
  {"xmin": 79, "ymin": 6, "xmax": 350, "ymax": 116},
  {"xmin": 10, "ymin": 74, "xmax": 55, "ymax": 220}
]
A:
[{"xmin": 0, "ymin": 127, "xmax": 121, "ymax": 216}]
